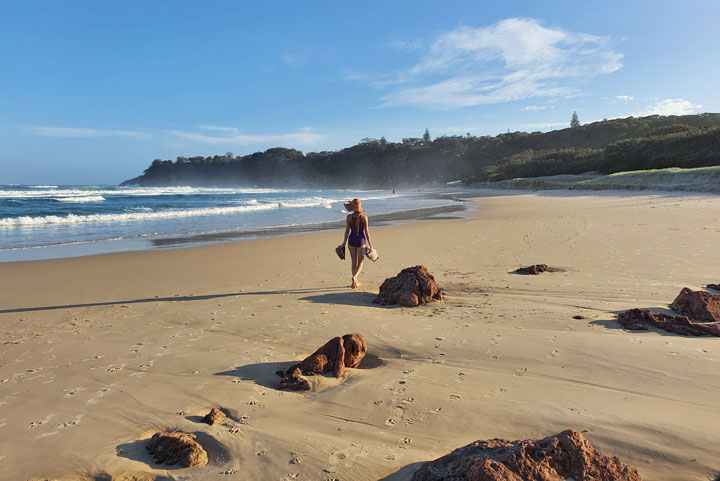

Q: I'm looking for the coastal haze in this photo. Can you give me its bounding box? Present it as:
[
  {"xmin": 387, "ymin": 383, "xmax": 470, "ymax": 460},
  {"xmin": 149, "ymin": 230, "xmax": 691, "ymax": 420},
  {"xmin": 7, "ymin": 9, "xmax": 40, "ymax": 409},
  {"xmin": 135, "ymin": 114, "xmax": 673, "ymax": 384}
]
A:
[{"xmin": 2, "ymin": 2, "xmax": 720, "ymax": 481}]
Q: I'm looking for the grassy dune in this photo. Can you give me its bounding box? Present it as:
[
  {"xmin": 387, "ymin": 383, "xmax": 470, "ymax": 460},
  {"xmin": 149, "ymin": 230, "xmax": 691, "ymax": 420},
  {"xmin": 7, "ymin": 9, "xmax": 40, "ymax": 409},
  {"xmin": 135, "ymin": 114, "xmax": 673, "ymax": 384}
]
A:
[{"xmin": 479, "ymin": 165, "xmax": 720, "ymax": 193}]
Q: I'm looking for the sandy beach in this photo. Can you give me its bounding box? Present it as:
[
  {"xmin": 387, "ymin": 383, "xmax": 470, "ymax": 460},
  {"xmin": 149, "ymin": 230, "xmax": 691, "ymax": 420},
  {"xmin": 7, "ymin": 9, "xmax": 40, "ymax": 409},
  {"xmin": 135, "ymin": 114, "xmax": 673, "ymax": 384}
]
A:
[{"xmin": 1, "ymin": 190, "xmax": 719, "ymax": 481}]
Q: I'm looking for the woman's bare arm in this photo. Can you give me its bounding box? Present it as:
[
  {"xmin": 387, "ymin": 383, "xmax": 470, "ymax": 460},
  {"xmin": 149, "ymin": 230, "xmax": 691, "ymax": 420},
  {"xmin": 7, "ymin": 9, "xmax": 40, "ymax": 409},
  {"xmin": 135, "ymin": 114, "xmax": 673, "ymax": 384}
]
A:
[
  {"xmin": 363, "ymin": 214, "xmax": 371, "ymax": 248},
  {"xmin": 341, "ymin": 215, "xmax": 351, "ymax": 245}
]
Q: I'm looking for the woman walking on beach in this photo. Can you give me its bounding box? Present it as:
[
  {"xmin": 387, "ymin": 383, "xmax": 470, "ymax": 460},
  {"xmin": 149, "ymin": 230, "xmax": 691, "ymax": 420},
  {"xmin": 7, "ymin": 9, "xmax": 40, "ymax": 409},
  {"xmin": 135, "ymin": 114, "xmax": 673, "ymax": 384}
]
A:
[{"xmin": 340, "ymin": 198, "xmax": 372, "ymax": 289}]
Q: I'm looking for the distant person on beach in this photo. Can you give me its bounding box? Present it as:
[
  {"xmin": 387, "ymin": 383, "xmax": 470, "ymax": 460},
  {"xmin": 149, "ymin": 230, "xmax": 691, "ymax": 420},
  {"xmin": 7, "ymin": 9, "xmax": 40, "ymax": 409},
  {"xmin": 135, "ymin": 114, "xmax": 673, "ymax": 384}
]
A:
[{"xmin": 340, "ymin": 198, "xmax": 372, "ymax": 289}]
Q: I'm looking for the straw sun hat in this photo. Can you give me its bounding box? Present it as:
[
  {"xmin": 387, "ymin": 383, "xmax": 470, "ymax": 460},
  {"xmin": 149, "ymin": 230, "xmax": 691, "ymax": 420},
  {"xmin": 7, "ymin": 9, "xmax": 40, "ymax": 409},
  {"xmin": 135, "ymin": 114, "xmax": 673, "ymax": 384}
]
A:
[{"xmin": 344, "ymin": 198, "xmax": 364, "ymax": 213}]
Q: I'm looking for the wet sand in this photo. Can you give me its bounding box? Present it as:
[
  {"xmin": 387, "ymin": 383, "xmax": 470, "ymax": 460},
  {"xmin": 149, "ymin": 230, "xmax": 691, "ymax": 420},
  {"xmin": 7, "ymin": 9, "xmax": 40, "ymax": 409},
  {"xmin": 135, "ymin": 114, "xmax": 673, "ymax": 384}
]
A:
[{"xmin": 1, "ymin": 190, "xmax": 719, "ymax": 480}]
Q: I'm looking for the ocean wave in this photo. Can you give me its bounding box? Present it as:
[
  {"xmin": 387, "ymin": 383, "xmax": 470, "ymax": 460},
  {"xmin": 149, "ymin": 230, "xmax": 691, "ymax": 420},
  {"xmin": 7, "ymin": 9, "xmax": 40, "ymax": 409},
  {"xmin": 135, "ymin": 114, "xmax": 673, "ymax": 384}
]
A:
[
  {"xmin": 53, "ymin": 195, "xmax": 105, "ymax": 203},
  {"xmin": 0, "ymin": 232, "xmax": 160, "ymax": 251},
  {"xmin": 276, "ymin": 196, "xmax": 336, "ymax": 209},
  {"xmin": 0, "ymin": 202, "xmax": 283, "ymax": 226},
  {"xmin": 0, "ymin": 186, "xmax": 299, "ymax": 199}
]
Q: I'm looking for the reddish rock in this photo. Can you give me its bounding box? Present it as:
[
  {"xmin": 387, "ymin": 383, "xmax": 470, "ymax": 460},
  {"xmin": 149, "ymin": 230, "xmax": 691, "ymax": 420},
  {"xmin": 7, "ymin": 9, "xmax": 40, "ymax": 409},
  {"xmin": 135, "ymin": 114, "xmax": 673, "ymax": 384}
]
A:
[
  {"xmin": 670, "ymin": 287, "xmax": 720, "ymax": 322},
  {"xmin": 146, "ymin": 431, "xmax": 208, "ymax": 467},
  {"xmin": 278, "ymin": 333, "xmax": 368, "ymax": 391},
  {"xmin": 514, "ymin": 264, "xmax": 551, "ymax": 275},
  {"xmin": 374, "ymin": 266, "xmax": 443, "ymax": 307},
  {"xmin": 618, "ymin": 308, "xmax": 720, "ymax": 336},
  {"xmin": 412, "ymin": 429, "xmax": 642, "ymax": 481},
  {"xmin": 278, "ymin": 366, "xmax": 313, "ymax": 391},
  {"xmin": 201, "ymin": 408, "xmax": 226, "ymax": 425}
]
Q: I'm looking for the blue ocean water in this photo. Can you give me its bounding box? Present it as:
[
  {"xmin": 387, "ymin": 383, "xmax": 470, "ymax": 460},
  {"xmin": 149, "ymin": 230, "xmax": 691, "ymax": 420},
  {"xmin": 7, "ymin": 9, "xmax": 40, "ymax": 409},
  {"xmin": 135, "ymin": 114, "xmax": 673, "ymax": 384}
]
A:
[{"xmin": 0, "ymin": 185, "xmax": 461, "ymax": 261}]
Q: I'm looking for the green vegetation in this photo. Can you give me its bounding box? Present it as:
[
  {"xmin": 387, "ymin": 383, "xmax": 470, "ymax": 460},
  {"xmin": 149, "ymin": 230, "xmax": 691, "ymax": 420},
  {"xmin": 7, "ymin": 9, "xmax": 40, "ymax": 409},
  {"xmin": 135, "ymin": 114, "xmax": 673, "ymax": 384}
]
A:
[
  {"xmin": 478, "ymin": 165, "xmax": 720, "ymax": 193},
  {"xmin": 570, "ymin": 111, "xmax": 580, "ymax": 128},
  {"xmin": 121, "ymin": 113, "xmax": 720, "ymax": 188}
]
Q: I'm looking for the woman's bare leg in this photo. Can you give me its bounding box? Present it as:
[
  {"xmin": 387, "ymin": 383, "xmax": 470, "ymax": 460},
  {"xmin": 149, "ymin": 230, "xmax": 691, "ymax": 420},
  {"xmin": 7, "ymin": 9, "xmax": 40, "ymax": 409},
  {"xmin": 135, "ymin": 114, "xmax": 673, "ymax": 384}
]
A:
[
  {"xmin": 352, "ymin": 246, "xmax": 365, "ymax": 287},
  {"xmin": 349, "ymin": 245, "xmax": 359, "ymax": 288}
]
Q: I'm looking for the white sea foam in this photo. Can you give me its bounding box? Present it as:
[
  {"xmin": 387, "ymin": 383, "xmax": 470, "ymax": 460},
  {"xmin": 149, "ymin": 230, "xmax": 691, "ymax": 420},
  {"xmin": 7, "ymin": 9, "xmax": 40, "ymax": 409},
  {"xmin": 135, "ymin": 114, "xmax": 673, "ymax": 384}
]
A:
[
  {"xmin": 277, "ymin": 196, "xmax": 336, "ymax": 209},
  {"xmin": 0, "ymin": 186, "xmax": 298, "ymax": 199},
  {"xmin": 53, "ymin": 195, "xmax": 105, "ymax": 203},
  {"xmin": 0, "ymin": 202, "xmax": 283, "ymax": 226}
]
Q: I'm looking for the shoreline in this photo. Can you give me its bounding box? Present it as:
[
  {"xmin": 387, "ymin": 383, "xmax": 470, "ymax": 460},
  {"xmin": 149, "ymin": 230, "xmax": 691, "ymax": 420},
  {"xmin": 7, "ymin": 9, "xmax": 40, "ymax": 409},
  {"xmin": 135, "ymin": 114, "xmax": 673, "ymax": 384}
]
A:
[
  {"xmin": 0, "ymin": 192, "xmax": 468, "ymax": 263},
  {"xmin": 1, "ymin": 190, "xmax": 719, "ymax": 480}
]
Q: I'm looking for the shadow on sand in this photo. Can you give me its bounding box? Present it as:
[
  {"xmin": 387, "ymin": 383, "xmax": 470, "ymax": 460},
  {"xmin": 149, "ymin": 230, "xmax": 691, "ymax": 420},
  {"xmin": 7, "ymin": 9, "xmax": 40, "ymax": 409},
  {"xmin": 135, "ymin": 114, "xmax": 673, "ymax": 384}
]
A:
[
  {"xmin": 377, "ymin": 462, "xmax": 425, "ymax": 480},
  {"xmin": 0, "ymin": 287, "xmax": 344, "ymax": 314},
  {"xmin": 215, "ymin": 361, "xmax": 293, "ymax": 389},
  {"xmin": 300, "ymin": 291, "xmax": 395, "ymax": 308},
  {"xmin": 215, "ymin": 354, "xmax": 386, "ymax": 389}
]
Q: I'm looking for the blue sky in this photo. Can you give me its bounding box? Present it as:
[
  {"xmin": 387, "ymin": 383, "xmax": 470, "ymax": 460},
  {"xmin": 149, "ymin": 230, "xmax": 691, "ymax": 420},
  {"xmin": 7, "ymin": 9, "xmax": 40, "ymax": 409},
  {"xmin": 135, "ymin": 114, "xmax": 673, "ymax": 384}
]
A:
[{"xmin": 1, "ymin": 1, "xmax": 718, "ymax": 184}]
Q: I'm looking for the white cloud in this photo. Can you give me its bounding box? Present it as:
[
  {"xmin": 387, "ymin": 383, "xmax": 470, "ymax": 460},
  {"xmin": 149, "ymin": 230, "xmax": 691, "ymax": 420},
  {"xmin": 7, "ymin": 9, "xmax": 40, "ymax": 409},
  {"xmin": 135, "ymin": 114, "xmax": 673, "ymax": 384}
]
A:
[
  {"xmin": 632, "ymin": 98, "xmax": 702, "ymax": 116},
  {"xmin": 383, "ymin": 35, "xmax": 424, "ymax": 52},
  {"xmin": 616, "ymin": 95, "xmax": 634, "ymax": 101},
  {"xmin": 376, "ymin": 18, "xmax": 622, "ymax": 110},
  {"xmin": 172, "ymin": 126, "xmax": 326, "ymax": 146},
  {"xmin": 24, "ymin": 126, "xmax": 152, "ymax": 139},
  {"xmin": 524, "ymin": 105, "xmax": 552, "ymax": 111},
  {"xmin": 199, "ymin": 125, "xmax": 239, "ymax": 133},
  {"xmin": 281, "ymin": 52, "xmax": 308, "ymax": 68},
  {"xmin": 513, "ymin": 121, "xmax": 569, "ymax": 130}
]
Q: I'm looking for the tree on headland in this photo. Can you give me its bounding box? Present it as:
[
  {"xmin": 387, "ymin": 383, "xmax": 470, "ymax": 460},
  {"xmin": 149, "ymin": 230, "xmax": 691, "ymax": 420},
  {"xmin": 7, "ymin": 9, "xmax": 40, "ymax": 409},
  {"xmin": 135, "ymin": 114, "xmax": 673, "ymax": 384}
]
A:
[
  {"xmin": 123, "ymin": 113, "xmax": 720, "ymax": 188},
  {"xmin": 570, "ymin": 111, "xmax": 580, "ymax": 128},
  {"xmin": 423, "ymin": 128, "xmax": 431, "ymax": 143}
]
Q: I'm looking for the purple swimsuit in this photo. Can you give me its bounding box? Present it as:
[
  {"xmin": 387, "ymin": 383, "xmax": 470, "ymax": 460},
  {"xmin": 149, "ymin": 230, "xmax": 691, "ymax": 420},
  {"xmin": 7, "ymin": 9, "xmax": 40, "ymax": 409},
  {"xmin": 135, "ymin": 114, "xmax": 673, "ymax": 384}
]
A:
[{"xmin": 348, "ymin": 214, "xmax": 366, "ymax": 247}]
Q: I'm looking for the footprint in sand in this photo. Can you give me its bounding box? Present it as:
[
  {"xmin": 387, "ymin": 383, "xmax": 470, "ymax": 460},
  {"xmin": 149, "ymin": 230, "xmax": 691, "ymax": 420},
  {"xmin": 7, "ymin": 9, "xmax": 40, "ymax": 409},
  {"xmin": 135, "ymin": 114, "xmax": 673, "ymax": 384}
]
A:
[
  {"xmin": 55, "ymin": 417, "xmax": 81, "ymax": 429},
  {"xmin": 547, "ymin": 350, "xmax": 560, "ymax": 358},
  {"xmin": 329, "ymin": 451, "xmax": 347, "ymax": 465},
  {"xmin": 28, "ymin": 421, "xmax": 43, "ymax": 428},
  {"xmin": 139, "ymin": 361, "xmax": 154, "ymax": 371},
  {"xmin": 384, "ymin": 406, "xmax": 406, "ymax": 427},
  {"xmin": 448, "ymin": 394, "xmax": 461, "ymax": 400}
]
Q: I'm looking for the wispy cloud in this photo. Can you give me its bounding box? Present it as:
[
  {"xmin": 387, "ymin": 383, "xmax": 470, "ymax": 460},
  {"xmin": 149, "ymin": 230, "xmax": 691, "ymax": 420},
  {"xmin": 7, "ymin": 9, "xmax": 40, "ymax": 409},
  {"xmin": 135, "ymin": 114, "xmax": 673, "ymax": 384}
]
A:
[
  {"xmin": 172, "ymin": 126, "xmax": 326, "ymax": 146},
  {"xmin": 632, "ymin": 98, "xmax": 702, "ymax": 116},
  {"xmin": 513, "ymin": 121, "xmax": 569, "ymax": 130},
  {"xmin": 373, "ymin": 18, "xmax": 622, "ymax": 110},
  {"xmin": 615, "ymin": 95, "xmax": 634, "ymax": 101},
  {"xmin": 281, "ymin": 52, "xmax": 309, "ymax": 68},
  {"xmin": 383, "ymin": 35, "xmax": 424, "ymax": 52},
  {"xmin": 24, "ymin": 126, "xmax": 152, "ymax": 139},
  {"xmin": 523, "ymin": 105, "xmax": 553, "ymax": 111}
]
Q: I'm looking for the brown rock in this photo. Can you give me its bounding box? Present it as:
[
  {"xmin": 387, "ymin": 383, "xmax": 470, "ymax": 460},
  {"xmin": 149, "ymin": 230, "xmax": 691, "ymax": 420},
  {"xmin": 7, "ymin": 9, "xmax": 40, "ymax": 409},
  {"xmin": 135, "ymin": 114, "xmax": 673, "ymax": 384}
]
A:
[
  {"xmin": 670, "ymin": 287, "xmax": 720, "ymax": 322},
  {"xmin": 618, "ymin": 308, "xmax": 720, "ymax": 336},
  {"xmin": 278, "ymin": 333, "xmax": 368, "ymax": 390},
  {"xmin": 412, "ymin": 429, "xmax": 642, "ymax": 481},
  {"xmin": 707, "ymin": 283, "xmax": 720, "ymax": 291},
  {"xmin": 146, "ymin": 431, "xmax": 208, "ymax": 467},
  {"xmin": 374, "ymin": 266, "xmax": 443, "ymax": 307},
  {"xmin": 201, "ymin": 408, "xmax": 226, "ymax": 425},
  {"xmin": 514, "ymin": 264, "xmax": 551, "ymax": 275}
]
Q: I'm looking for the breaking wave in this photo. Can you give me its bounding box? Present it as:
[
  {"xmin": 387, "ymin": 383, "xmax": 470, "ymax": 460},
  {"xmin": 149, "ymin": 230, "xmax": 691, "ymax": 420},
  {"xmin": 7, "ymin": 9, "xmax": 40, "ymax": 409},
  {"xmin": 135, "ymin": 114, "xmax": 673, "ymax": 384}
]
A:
[
  {"xmin": 53, "ymin": 195, "xmax": 106, "ymax": 203},
  {"xmin": 0, "ymin": 202, "xmax": 281, "ymax": 226}
]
